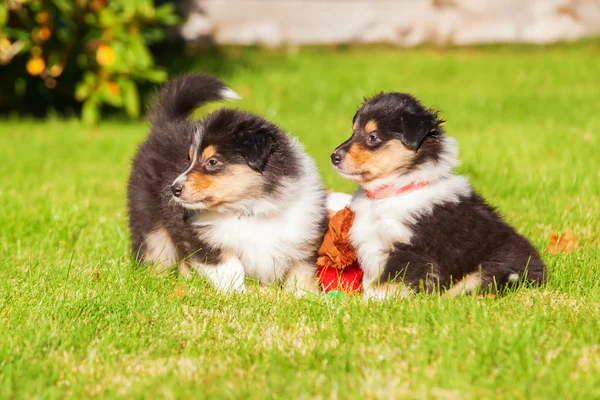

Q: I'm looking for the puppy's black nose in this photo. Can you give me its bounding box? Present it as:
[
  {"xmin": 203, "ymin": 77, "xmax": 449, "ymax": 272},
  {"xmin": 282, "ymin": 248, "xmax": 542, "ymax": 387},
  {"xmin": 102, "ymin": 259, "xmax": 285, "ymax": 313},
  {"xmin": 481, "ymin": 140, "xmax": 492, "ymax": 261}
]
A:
[
  {"xmin": 330, "ymin": 152, "xmax": 343, "ymax": 166},
  {"xmin": 171, "ymin": 183, "xmax": 184, "ymax": 197}
]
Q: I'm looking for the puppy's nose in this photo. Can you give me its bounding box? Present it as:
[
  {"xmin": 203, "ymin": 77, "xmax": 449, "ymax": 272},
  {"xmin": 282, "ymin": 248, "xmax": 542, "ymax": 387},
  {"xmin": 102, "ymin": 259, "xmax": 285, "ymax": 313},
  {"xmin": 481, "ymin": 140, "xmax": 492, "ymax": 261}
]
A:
[
  {"xmin": 171, "ymin": 183, "xmax": 184, "ymax": 197},
  {"xmin": 330, "ymin": 152, "xmax": 343, "ymax": 166}
]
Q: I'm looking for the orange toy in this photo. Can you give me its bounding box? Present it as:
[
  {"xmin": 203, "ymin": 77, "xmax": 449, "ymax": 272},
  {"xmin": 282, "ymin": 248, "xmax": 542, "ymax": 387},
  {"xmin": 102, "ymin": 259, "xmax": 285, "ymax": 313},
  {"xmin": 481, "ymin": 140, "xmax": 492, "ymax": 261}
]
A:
[{"xmin": 316, "ymin": 206, "xmax": 363, "ymax": 294}]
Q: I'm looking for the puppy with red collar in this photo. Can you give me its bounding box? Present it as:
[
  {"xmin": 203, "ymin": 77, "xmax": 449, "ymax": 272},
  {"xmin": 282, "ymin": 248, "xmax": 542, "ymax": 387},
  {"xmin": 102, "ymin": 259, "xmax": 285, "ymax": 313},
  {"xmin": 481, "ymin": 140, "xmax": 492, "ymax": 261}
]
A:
[{"xmin": 331, "ymin": 93, "xmax": 546, "ymax": 299}]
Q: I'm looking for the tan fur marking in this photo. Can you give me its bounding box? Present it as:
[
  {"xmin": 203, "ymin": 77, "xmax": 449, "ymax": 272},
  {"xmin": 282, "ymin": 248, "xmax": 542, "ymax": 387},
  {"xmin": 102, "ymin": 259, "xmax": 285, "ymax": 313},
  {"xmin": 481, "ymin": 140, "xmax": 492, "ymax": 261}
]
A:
[
  {"xmin": 187, "ymin": 171, "xmax": 214, "ymax": 191},
  {"xmin": 344, "ymin": 139, "xmax": 415, "ymax": 183},
  {"xmin": 144, "ymin": 227, "xmax": 178, "ymax": 271},
  {"xmin": 347, "ymin": 143, "xmax": 373, "ymax": 168},
  {"xmin": 201, "ymin": 145, "xmax": 217, "ymax": 160},
  {"xmin": 367, "ymin": 140, "xmax": 415, "ymax": 179},
  {"xmin": 444, "ymin": 272, "xmax": 481, "ymax": 298},
  {"xmin": 185, "ymin": 165, "xmax": 263, "ymax": 207},
  {"xmin": 365, "ymin": 120, "xmax": 378, "ymax": 134}
]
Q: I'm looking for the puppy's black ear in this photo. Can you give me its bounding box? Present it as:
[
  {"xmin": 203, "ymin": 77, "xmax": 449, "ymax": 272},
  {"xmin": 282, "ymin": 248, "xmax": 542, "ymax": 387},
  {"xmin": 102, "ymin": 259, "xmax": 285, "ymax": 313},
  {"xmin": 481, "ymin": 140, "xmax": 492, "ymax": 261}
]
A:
[
  {"xmin": 400, "ymin": 113, "xmax": 434, "ymax": 151},
  {"xmin": 241, "ymin": 133, "xmax": 273, "ymax": 171}
]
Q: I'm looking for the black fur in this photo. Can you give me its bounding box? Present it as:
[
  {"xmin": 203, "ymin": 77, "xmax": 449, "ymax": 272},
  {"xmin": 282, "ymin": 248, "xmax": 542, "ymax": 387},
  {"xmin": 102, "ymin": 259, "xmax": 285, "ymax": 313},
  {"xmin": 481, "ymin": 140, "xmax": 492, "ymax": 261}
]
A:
[{"xmin": 383, "ymin": 192, "xmax": 546, "ymax": 293}]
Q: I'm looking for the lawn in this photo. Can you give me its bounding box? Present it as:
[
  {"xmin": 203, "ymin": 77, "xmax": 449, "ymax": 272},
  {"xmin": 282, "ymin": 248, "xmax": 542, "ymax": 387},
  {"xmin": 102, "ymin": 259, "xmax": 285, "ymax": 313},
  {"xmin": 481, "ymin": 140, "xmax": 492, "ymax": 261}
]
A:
[{"xmin": 1, "ymin": 43, "xmax": 599, "ymax": 399}]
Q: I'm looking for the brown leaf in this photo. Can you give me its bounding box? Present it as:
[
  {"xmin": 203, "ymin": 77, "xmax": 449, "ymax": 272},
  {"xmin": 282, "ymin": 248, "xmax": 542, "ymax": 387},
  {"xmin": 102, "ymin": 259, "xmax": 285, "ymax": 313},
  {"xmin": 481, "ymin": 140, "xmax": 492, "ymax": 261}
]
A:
[
  {"xmin": 168, "ymin": 285, "xmax": 185, "ymax": 300},
  {"xmin": 95, "ymin": 271, "xmax": 101, "ymax": 280},
  {"xmin": 545, "ymin": 231, "xmax": 578, "ymax": 254}
]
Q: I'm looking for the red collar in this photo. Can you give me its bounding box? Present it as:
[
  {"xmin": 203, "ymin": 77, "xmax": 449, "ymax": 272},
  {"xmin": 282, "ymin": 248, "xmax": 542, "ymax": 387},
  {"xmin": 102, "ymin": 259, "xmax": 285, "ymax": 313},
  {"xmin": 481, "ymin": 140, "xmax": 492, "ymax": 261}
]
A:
[{"xmin": 365, "ymin": 181, "xmax": 429, "ymax": 200}]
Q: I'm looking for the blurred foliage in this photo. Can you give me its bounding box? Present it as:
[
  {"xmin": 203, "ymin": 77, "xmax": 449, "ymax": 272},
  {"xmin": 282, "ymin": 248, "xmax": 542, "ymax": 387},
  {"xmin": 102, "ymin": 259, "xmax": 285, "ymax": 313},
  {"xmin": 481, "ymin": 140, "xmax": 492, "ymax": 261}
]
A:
[{"xmin": 0, "ymin": 0, "xmax": 178, "ymax": 124}]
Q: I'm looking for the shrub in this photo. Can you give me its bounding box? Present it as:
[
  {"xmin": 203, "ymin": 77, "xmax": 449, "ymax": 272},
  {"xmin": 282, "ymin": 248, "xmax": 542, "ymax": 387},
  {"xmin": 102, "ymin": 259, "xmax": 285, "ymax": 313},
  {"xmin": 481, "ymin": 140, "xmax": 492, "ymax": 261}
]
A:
[{"xmin": 0, "ymin": 0, "xmax": 178, "ymax": 124}]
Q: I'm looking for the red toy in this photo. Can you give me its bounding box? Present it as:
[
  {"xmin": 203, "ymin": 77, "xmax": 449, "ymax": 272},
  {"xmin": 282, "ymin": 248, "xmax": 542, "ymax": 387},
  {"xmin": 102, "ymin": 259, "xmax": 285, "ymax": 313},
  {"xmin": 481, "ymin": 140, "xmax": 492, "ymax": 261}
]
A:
[{"xmin": 316, "ymin": 206, "xmax": 363, "ymax": 294}]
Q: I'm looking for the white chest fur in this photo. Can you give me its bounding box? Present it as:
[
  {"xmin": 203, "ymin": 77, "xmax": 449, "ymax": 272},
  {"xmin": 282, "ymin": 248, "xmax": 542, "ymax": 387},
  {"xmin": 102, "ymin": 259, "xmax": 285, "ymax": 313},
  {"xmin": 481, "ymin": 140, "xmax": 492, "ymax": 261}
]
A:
[
  {"xmin": 198, "ymin": 200, "xmax": 319, "ymax": 284},
  {"xmin": 349, "ymin": 175, "xmax": 471, "ymax": 286}
]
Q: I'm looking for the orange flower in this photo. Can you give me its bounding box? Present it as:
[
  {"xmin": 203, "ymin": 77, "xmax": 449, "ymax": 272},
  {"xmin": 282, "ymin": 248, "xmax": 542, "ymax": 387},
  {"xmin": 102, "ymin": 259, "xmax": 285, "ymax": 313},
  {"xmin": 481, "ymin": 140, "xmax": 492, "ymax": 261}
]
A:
[
  {"xmin": 96, "ymin": 44, "xmax": 115, "ymax": 66},
  {"xmin": 107, "ymin": 81, "xmax": 120, "ymax": 95},
  {"xmin": 26, "ymin": 57, "xmax": 45, "ymax": 76},
  {"xmin": 38, "ymin": 27, "xmax": 51, "ymax": 41}
]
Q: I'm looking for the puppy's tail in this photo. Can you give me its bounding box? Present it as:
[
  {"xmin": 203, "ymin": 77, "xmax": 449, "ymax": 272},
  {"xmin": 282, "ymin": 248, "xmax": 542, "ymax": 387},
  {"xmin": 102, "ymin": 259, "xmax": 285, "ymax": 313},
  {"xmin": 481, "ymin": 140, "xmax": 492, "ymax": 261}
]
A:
[{"xmin": 150, "ymin": 74, "xmax": 240, "ymax": 123}]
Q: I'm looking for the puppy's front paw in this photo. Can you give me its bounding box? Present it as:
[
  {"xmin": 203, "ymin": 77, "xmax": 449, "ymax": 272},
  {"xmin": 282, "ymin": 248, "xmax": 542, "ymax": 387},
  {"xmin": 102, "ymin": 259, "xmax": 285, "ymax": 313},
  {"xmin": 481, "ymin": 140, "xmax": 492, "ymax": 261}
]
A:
[{"xmin": 194, "ymin": 255, "xmax": 247, "ymax": 294}]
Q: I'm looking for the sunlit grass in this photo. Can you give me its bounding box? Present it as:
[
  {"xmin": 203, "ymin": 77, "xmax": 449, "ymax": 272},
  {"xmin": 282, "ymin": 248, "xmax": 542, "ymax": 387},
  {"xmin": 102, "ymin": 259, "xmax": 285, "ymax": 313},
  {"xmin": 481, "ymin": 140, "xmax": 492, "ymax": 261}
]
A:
[{"xmin": 1, "ymin": 43, "xmax": 599, "ymax": 399}]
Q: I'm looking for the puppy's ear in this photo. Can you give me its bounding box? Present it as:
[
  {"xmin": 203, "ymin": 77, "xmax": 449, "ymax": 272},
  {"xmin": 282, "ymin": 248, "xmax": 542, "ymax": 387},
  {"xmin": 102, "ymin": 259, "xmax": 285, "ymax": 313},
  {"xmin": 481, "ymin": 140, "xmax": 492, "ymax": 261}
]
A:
[
  {"xmin": 400, "ymin": 113, "xmax": 434, "ymax": 151},
  {"xmin": 241, "ymin": 133, "xmax": 273, "ymax": 171}
]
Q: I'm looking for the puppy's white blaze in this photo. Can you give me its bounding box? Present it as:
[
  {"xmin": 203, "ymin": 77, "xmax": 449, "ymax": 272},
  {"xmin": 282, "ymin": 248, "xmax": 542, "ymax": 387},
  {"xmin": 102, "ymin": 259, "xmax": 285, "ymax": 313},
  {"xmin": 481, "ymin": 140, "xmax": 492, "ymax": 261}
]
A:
[
  {"xmin": 220, "ymin": 88, "xmax": 241, "ymax": 101},
  {"xmin": 193, "ymin": 256, "xmax": 246, "ymax": 293},
  {"xmin": 172, "ymin": 151, "xmax": 197, "ymax": 187},
  {"xmin": 508, "ymin": 273, "xmax": 519, "ymax": 283}
]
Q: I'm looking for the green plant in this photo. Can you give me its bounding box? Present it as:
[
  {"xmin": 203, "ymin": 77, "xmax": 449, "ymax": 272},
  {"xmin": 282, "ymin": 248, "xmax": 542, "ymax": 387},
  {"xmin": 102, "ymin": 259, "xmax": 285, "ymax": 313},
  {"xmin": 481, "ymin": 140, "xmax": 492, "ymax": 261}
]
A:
[{"xmin": 0, "ymin": 0, "xmax": 178, "ymax": 124}]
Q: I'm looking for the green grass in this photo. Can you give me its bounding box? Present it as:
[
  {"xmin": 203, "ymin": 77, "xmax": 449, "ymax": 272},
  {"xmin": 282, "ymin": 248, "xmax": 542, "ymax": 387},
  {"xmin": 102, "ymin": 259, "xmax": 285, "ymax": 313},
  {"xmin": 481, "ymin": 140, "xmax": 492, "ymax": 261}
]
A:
[{"xmin": 1, "ymin": 43, "xmax": 600, "ymax": 399}]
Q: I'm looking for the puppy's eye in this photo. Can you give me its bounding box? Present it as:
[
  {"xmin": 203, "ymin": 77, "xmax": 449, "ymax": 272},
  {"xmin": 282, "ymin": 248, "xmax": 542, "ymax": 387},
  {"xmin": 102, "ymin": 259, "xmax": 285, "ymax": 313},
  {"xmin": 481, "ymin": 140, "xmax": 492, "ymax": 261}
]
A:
[
  {"xmin": 367, "ymin": 134, "xmax": 381, "ymax": 146},
  {"xmin": 205, "ymin": 158, "xmax": 220, "ymax": 169}
]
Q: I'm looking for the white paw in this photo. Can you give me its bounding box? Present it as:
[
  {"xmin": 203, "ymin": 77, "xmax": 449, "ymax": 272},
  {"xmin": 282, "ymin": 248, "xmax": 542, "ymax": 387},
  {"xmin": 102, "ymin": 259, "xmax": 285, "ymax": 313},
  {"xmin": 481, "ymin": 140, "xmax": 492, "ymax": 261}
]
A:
[{"xmin": 194, "ymin": 256, "xmax": 247, "ymax": 294}]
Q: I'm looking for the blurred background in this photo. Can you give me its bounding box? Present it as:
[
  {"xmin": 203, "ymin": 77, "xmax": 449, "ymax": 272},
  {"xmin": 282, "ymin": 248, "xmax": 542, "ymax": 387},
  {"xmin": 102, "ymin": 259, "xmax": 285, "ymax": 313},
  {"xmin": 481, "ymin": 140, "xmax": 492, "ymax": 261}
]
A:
[{"xmin": 1, "ymin": 0, "xmax": 599, "ymax": 122}]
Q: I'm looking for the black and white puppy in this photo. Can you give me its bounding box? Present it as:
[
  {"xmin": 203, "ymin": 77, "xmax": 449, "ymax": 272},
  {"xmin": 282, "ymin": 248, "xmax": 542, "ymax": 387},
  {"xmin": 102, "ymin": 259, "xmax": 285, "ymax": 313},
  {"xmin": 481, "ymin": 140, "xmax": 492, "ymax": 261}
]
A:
[
  {"xmin": 331, "ymin": 93, "xmax": 546, "ymax": 299},
  {"xmin": 128, "ymin": 74, "xmax": 327, "ymax": 294}
]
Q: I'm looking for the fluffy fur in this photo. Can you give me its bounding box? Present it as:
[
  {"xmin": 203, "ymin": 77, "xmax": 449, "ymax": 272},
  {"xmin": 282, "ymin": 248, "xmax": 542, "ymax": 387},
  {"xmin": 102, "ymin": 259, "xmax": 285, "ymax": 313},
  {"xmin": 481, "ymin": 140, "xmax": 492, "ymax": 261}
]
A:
[
  {"xmin": 128, "ymin": 74, "xmax": 327, "ymax": 294},
  {"xmin": 331, "ymin": 92, "xmax": 546, "ymax": 299}
]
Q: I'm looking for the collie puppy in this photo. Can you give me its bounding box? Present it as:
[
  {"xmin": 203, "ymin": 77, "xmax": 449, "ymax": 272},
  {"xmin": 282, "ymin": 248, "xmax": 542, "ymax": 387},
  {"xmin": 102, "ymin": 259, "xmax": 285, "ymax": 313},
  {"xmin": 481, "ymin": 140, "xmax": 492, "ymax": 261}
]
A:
[
  {"xmin": 128, "ymin": 74, "xmax": 327, "ymax": 294},
  {"xmin": 330, "ymin": 93, "xmax": 546, "ymax": 299}
]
